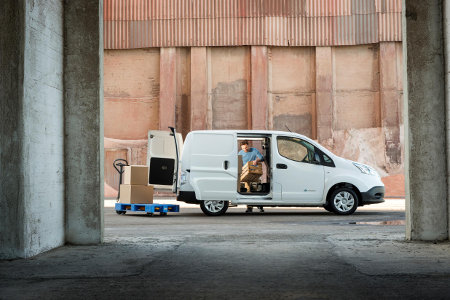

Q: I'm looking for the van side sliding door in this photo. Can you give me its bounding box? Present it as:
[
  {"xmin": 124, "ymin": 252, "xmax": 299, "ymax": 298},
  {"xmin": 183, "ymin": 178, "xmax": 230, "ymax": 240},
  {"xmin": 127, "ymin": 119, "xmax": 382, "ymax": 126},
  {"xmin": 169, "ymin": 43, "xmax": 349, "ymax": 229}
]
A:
[{"xmin": 189, "ymin": 132, "xmax": 237, "ymax": 201}]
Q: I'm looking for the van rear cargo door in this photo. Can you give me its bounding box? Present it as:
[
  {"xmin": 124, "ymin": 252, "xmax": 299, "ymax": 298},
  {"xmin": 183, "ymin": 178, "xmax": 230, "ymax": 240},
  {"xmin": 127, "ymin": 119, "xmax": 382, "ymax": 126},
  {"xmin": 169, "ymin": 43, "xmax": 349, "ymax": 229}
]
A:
[
  {"xmin": 190, "ymin": 132, "xmax": 237, "ymax": 201},
  {"xmin": 147, "ymin": 130, "xmax": 183, "ymax": 191}
]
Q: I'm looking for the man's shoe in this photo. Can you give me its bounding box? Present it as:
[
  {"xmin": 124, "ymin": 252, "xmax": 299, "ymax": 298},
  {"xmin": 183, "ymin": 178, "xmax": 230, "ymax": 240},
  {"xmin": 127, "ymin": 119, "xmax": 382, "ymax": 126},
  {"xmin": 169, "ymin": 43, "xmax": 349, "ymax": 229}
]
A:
[{"xmin": 245, "ymin": 207, "xmax": 253, "ymax": 213}]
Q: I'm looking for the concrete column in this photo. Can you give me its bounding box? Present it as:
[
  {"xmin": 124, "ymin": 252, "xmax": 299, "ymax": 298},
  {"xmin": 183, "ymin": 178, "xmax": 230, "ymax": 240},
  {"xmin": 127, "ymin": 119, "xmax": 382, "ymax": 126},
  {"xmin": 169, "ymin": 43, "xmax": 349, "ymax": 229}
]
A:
[
  {"xmin": 315, "ymin": 47, "xmax": 333, "ymax": 143},
  {"xmin": 251, "ymin": 46, "xmax": 268, "ymax": 130},
  {"xmin": 159, "ymin": 48, "xmax": 177, "ymax": 131},
  {"xmin": 0, "ymin": 0, "xmax": 25, "ymax": 258},
  {"xmin": 444, "ymin": 0, "xmax": 450, "ymax": 239},
  {"xmin": 380, "ymin": 42, "xmax": 402, "ymax": 166},
  {"xmin": 64, "ymin": 0, "xmax": 104, "ymax": 244},
  {"xmin": 190, "ymin": 47, "xmax": 208, "ymax": 130},
  {"xmin": 1, "ymin": 0, "xmax": 66, "ymax": 258},
  {"xmin": 404, "ymin": 0, "xmax": 448, "ymax": 240}
]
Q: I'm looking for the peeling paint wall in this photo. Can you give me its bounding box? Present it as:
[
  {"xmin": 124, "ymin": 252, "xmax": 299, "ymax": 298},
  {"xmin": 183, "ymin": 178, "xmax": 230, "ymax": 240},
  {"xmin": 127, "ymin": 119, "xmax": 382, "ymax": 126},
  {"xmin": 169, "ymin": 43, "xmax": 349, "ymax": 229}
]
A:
[
  {"xmin": 210, "ymin": 47, "xmax": 250, "ymax": 130},
  {"xmin": 175, "ymin": 48, "xmax": 191, "ymax": 138},
  {"xmin": 103, "ymin": 42, "xmax": 404, "ymax": 196},
  {"xmin": 334, "ymin": 45, "xmax": 380, "ymax": 130},
  {"xmin": 104, "ymin": 49, "xmax": 160, "ymax": 140},
  {"xmin": 269, "ymin": 47, "xmax": 315, "ymax": 137}
]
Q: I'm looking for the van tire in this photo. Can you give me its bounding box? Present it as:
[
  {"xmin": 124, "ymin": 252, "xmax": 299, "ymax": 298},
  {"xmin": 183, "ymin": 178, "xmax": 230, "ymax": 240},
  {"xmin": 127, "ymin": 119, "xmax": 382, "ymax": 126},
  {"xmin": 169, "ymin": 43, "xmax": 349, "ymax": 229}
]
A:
[
  {"xmin": 323, "ymin": 204, "xmax": 333, "ymax": 213},
  {"xmin": 200, "ymin": 200, "xmax": 229, "ymax": 216},
  {"xmin": 329, "ymin": 187, "xmax": 358, "ymax": 215}
]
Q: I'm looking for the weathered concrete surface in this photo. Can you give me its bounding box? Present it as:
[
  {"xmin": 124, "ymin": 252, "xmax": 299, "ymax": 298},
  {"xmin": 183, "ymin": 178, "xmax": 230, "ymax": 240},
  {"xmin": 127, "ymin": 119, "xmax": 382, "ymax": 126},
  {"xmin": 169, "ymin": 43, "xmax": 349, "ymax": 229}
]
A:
[
  {"xmin": 446, "ymin": 0, "xmax": 450, "ymax": 240},
  {"xmin": 1, "ymin": 205, "xmax": 450, "ymax": 298},
  {"xmin": 380, "ymin": 42, "xmax": 403, "ymax": 166},
  {"xmin": 334, "ymin": 45, "xmax": 380, "ymax": 130},
  {"xmin": 159, "ymin": 47, "xmax": 177, "ymax": 131},
  {"xmin": 210, "ymin": 47, "xmax": 250, "ymax": 130},
  {"xmin": 175, "ymin": 48, "xmax": 191, "ymax": 138},
  {"xmin": 270, "ymin": 47, "xmax": 315, "ymax": 137},
  {"xmin": 103, "ymin": 49, "xmax": 160, "ymax": 139},
  {"xmin": 64, "ymin": 0, "xmax": 104, "ymax": 244},
  {"xmin": 404, "ymin": 0, "xmax": 449, "ymax": 241},
  {"xmin": 22, "ymin": 0, "xmax": 65, "ymax": 257},
  {"xmin": 316, "ymin": 47, "xmax": 333, "ymax": 142},
  {"xmin": 1, "ymin": 0, "xmax": 65, "ymax": 259},
  {"xmin": 190, "ymin": 47, "xmax": 208, "ymax": 131},
  {"xmin": 0, "ymin": 0, "xmax": 25, "ymax": 259},
  {"xmin": 382, "ymin": 174, "xmax": 406, "ymax": 198},
  {"xmin": 251, "ymin": 46, "xmax": 268, "ymax": 130}
]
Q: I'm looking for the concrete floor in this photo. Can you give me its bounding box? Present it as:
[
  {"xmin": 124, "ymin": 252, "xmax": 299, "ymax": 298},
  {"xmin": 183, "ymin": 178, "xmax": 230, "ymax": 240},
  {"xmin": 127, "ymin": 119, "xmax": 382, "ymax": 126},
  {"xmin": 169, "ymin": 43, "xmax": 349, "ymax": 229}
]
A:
[{"xmin": 1, "ymin": 200, "xmax": 450, "ymax": 299}]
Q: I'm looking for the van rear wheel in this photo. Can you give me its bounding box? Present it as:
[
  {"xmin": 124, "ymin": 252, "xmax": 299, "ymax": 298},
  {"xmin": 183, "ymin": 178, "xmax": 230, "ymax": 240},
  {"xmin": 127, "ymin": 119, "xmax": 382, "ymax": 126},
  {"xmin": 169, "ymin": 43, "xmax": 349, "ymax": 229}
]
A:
[{"xmin": 200, "ymin": 200, "xmax": 229, "ymax": 216}]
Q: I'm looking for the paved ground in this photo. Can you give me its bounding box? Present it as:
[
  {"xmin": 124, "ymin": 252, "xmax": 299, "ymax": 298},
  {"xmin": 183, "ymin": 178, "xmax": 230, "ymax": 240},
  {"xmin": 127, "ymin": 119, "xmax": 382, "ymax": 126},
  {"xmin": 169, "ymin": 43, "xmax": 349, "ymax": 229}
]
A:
[{"xmin": 1, "ymin": 199, "xmax": 450, "ymax": 299}]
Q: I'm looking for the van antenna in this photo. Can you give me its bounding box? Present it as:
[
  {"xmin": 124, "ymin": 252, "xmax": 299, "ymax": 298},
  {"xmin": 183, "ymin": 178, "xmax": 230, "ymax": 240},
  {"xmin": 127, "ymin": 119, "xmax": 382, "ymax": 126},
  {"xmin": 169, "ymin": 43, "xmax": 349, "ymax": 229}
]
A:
[{"xmin": 285, "ymin": 125, "xmax": 292, "ymax": 132}]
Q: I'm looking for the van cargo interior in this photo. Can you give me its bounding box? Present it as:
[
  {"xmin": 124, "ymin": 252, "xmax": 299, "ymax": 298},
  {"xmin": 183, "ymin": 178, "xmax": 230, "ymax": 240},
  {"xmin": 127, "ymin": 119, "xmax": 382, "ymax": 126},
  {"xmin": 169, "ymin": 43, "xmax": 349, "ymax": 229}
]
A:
[{"xmin": 237, "ymin": 136, "xmax": 271, "ymax": 196}]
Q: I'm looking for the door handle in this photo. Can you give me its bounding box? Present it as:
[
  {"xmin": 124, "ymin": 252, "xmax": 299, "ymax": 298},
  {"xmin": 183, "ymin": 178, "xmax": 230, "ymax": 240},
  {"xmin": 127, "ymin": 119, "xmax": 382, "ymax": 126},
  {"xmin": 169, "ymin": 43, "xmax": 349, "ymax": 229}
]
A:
[
  {"xmin": 276, "ymin": 163, "xmax": 287, "ymax": 169},
  {"xmin": 223, "ymin": 160, "xmax": 229, "ymax": 170}
]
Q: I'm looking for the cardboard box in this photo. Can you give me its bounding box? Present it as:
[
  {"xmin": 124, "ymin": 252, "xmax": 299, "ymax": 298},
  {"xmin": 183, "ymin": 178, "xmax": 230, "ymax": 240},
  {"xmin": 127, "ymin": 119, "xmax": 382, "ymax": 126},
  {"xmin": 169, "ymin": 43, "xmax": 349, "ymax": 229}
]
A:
[
  {"xmin": 123, "ymin": 165, "xmax": 149, "ymax": 185},
  {"xmin": 119, "ymin": 184, "xmax": 154, "ymax": 204},
  {"xmin": 240, "ymin": 162, "xmax": 263, "ymax": 182},
  {"xmin": 242, "ymin": 162, "xmax": 263, "ymax": 175}
]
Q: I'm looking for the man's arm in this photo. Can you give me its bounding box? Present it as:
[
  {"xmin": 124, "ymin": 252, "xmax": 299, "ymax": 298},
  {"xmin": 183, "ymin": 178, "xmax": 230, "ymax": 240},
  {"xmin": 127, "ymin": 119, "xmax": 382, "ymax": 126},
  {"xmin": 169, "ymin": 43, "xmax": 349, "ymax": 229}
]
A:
[{"xmin": 252, "ymin": 148, "xmax": 264, "ymax": 165}]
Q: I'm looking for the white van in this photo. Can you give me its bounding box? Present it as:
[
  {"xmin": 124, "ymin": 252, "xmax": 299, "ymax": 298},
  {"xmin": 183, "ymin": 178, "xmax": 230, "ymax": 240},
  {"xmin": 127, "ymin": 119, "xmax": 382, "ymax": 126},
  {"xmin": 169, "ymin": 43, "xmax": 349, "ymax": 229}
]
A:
[{"xmin": 147, "ymin": 128, "xmax": 385, "ymax": 216}]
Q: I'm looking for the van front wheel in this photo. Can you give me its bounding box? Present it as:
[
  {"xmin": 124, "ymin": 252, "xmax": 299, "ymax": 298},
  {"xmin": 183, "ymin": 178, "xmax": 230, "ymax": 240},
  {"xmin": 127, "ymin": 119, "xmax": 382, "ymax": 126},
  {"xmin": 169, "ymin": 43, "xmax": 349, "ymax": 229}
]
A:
[
  {"xmin": 329, "ymin": 187, "xmax": 358, "ymax": 215},
  {"xmin": 200, "ymin": 200, "xmax": 229, "ymax": 216}
]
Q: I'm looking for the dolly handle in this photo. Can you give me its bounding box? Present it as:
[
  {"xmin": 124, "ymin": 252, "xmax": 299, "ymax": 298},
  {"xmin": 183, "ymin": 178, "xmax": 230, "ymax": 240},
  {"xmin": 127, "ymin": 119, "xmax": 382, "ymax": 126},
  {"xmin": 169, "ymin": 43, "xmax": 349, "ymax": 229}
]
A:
[
  {"xmin": 113, "ymin": 158, "xmax": 129, "ymax": 174},
  {"xmin": 113, "ymin": 158, "xmax": 129, "ymax": 201}
]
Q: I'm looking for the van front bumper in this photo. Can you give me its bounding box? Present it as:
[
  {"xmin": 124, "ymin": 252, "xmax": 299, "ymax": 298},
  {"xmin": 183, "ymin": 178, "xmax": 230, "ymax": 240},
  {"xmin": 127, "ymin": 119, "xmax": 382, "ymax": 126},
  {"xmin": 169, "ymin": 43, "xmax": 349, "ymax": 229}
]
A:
[
  {"xmin": 177, "ymin": 191, "xmax": 200, "ymax": 204},
  {"xmin": 360, "ymin": 186, "xmax": 385, "ymax": 205}
]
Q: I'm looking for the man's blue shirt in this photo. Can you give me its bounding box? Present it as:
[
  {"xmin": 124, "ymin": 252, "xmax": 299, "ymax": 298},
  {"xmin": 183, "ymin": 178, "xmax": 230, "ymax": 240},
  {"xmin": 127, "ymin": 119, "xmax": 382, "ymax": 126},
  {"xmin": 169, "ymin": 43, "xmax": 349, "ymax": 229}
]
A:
[{"xmin": 238, "ymin": 148, "xmax": 264, "ymax": 165}]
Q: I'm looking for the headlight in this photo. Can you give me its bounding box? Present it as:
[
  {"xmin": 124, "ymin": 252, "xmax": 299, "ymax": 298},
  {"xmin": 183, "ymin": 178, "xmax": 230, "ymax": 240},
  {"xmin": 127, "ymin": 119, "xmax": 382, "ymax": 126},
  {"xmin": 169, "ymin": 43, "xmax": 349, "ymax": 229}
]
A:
[{"xmin": 353, "ymin": 162, "xmax": 378, "ymax": 176}]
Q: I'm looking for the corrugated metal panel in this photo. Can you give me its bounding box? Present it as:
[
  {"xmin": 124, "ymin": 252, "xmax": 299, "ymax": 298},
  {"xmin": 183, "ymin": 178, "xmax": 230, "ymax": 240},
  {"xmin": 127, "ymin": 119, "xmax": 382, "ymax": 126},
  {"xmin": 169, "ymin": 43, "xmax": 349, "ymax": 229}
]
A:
[{"xmin": 104, "ymin": 0, "xmax": 402, "ymax": 49}]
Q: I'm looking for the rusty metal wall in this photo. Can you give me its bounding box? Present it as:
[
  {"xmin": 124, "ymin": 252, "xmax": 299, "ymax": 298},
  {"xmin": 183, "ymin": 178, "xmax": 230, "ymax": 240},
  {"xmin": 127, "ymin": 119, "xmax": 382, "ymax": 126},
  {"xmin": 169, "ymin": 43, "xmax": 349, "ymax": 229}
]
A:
[{"xmin": 104, "ymin": 0, "xmax": 402, "ymax": 49}]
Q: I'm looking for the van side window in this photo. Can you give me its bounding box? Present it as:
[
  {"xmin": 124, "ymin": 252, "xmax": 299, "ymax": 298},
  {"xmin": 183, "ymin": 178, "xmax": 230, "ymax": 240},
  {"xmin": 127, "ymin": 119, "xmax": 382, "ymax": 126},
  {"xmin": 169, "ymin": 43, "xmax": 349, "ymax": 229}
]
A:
[
  {"xmin": 277, "ymin": 136, "xmax": 316, "ymax": 164},
  {"xmin": 321, "ymin": 153, "xmax": 336, "ymax": 167}
]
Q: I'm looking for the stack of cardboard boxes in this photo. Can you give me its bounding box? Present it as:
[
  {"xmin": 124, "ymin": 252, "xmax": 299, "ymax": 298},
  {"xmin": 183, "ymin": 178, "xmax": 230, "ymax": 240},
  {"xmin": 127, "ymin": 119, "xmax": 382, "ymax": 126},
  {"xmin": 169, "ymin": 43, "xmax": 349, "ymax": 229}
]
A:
[{"xmin": 119, "ymin": 165, "xmax": 154, "ymax": 204}]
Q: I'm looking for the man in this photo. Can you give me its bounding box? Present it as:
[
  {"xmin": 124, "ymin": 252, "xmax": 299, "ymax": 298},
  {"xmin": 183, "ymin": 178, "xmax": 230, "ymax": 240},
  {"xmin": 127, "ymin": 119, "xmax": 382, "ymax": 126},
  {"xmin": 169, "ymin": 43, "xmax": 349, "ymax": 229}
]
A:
[
  {"xmin": 238, "ymin": 140, "xmax": 264, "ymax": 213},
  {"xmin": 238, "ymin": 140, "xmax": 263, "ymax": 166}
]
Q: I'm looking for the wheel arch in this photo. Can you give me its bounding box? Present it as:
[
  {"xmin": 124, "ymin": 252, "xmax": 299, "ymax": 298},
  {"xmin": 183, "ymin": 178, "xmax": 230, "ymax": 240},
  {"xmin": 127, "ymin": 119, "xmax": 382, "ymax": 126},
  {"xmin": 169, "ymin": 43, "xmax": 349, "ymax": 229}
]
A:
[{"xmin": 325, "ymin": 182, "xmax": 362, "ymax": 206}]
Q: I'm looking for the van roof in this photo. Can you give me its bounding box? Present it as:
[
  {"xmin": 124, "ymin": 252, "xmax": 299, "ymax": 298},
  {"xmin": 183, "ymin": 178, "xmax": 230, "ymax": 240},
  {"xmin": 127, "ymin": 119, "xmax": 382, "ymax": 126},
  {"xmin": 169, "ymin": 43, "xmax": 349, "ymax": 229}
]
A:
[
  {"xmin": 190, "ymin": 129, "xmax": 308, "ymax": 139},
  {"xmin": 188, "ymin": 130, "xmax": 334, "ymax": 156}
]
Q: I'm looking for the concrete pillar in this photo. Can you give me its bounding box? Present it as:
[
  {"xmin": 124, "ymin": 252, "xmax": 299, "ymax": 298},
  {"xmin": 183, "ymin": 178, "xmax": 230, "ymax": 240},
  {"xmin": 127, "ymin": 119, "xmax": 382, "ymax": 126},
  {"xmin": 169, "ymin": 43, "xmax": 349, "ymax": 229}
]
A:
[
  {"xmin": 190, "ymin": 47, "xmax": 208, "ymax": 130},
  {"xmin": 380, "ymin": 42, "xmax": 402, "ymax": 166},
  {"xmin": 64, "ymin": 0, "xmax": 104, "ymax": 244},
  {"xmin": 1, "ymin": 0, "xmax": 66, "ymax": 258},
  {"xmin": 160, "ymin": 48, "xmax": 177, "ymax": 131},
  {"xmin": 403, "ymin": 0, "xmax": 448, "ymax": 240},
  {"xmin": 444, "ymin": 0, "xmax": 450, "ymax": 239},
  {"xmin": 315, "ymin": 47, "xmax": 333, "ymax": 143},
  {"xmin": 1, "ymin": 0, "xmax": 26, "ymax": 258},
  {"xmin": 251, "ymin": 46, "xmax": 268, "ymax": 130}
]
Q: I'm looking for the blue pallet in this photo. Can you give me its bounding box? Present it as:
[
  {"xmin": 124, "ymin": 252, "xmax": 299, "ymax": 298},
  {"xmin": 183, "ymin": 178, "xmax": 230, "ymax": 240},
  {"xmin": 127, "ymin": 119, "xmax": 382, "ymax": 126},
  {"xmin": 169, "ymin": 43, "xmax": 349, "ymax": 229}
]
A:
[{"xmin": 115, "ymin": 203, "xmax": 180, "ymax": 215}]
